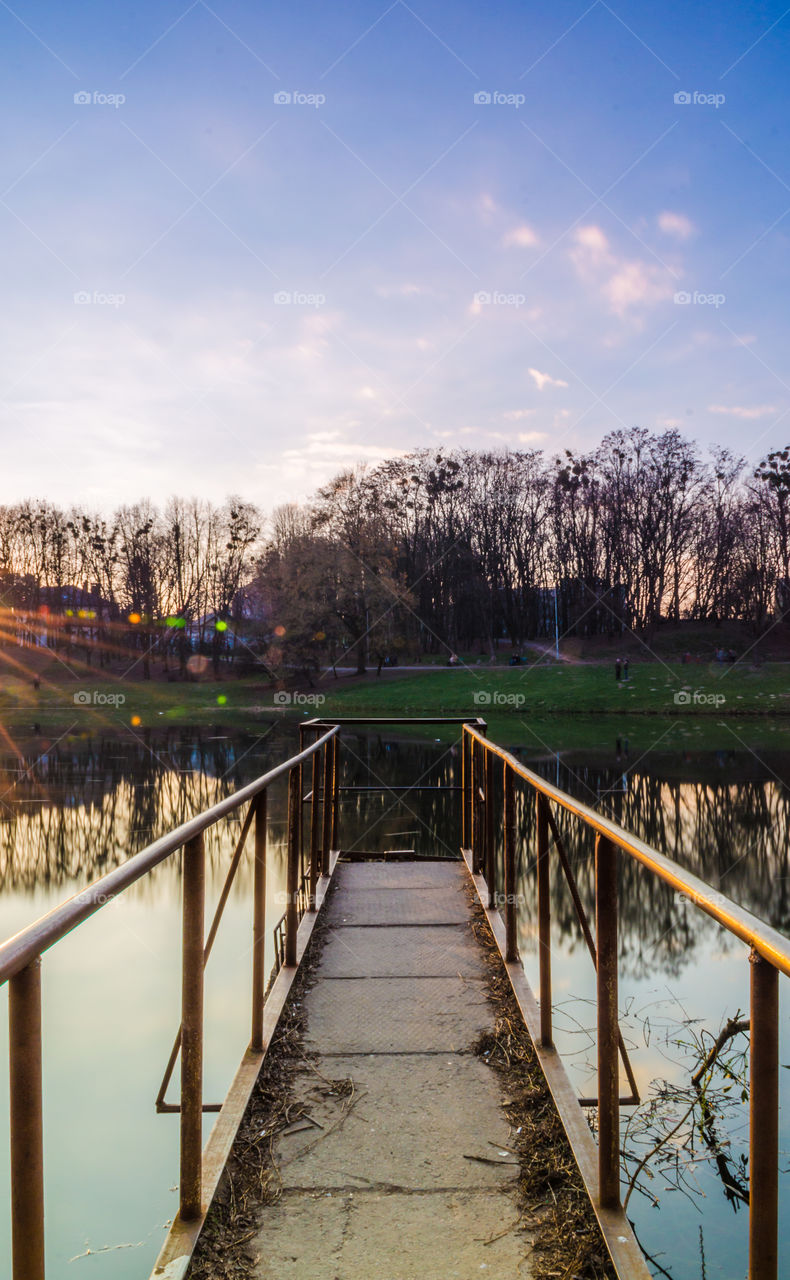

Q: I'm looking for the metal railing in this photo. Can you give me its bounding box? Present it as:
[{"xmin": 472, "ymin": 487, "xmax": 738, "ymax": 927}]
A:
[
  {"xmin": 461, "ymin": 722, "xmax": 786, "ymax": 1280},
  {"xmin": 2, "ymin": 714, "xmax": 787, "ymax": 1280},
  {"xmin": 0, "ymin": 724, "xmax": 339, "ymax": 1280}
]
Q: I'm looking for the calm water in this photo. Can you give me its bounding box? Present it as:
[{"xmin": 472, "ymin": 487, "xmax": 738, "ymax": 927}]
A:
[{"xmin": 0, "ymin": 717, "xmax": 787, "ymax": 1279}]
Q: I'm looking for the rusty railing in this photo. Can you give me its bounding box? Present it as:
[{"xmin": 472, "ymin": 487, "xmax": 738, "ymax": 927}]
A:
[
  {"xmin": 461, "ymin": 722, "xmax": 786, "ymax": 1280},
  {"xmin": 2, "ymin": 714, "xmax": 786, "ymax": 1280},
  {"xmin": 0, "ymin": 724, "xmax": 339, "ymax": 1280}
]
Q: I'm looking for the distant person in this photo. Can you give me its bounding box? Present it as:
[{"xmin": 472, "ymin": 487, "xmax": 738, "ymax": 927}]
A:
[
  {"xmin": 615, "ymin": 658, "xmax": 621, "ymax": 681},
  {"xmin": 448, "ymin": 653, "xmax": 459, "ymax": 666},
  {"xmin": 623, "ymin": 658, "xmax": 629, "ymax": 680},
  {"xmin": 33, "ymin": 677, "xmax": 40, "ymax": 690}
]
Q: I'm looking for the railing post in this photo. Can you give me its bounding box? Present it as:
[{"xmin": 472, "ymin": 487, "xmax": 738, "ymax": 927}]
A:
[
  {"xmin": 321, "ymin": 735, "xmax": 333, "ymax": 874},
  {"xmin": 330, "ymin": 735, "xmax": 340, "ymax": 853},
  {"xmin": 503, "ymin": 763, "xmax": 518, "ymax": 962},
  {"xmin": 536, "ymin": 793, "xmax": 552, "ymax": 1048},
  {"xmin": 251, "ymin": 792, "xmax": 267, "ymax": 1052},
  {"xmin": 286, "ymin": 765, "xmax": 300, "ymax": 966},
  {"xmin": 180, "ymin": 832, "xmax": 205, "ymax": 1221},
  {"xmin": 309, "ymin": 738, "xmax": 321, "ymax": 909},
  {"xmin": 595, "ymin": 833, "xmax": 620, "ymax": 1209},
  {"xmin": 485, "ymin": 747, "xmax": 495, "ymax": 902},
  {"xmin": 462, "ymin": 729, "xmax": 471, "ymax": 849},
  {"xmin": 749, "ymin": 949, "xmax": 778, "ymax": 1280},
  {"xmin": 9, "ymin": 957, "xmax": 45, "ymax": 1280},
  {"xmin": 471, "ymin": 740, "xmax": 481, "ymax": 874}
]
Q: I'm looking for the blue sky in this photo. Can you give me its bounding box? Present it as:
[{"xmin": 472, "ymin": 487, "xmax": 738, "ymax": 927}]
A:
[{"xmin": 2, "ymin": 0, "xmax": 790, "ymax": 508}]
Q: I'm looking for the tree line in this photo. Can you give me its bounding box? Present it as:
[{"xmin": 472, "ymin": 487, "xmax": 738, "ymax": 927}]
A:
[
  {"xmin": 1, "ymin": 428, "xmax": 789, "ymax": 677},
  {"xmin": 257, "ymin": 429, "xmax": 790, "ymax": 675},
  {"xmin": 0, "ymin": 497, "xmax": 258, "ymax": 676}
]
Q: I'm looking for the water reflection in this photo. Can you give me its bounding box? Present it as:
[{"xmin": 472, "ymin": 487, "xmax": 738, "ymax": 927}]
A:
[
  {"xmin": 0, "ymin": 721, "xmax": 787, "ymax": 1280},
  {"xmin": 473, "ymin": 741, "xmax": 790, "ymax": 981},
  {"xmin": 0, "ymin": 725, "xmax": 287, "ymax": 893}
]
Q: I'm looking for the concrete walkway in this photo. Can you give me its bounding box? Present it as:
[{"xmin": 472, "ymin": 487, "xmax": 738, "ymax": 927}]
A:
[{"xmin": 252, "ymin": 860, "xmax": 531, "ymax": 1280}]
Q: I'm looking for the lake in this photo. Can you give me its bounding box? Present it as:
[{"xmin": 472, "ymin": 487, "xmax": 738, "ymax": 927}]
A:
[{"xmin": 0, "ymin": 715, "xmax": 786, "ymax": 1279}]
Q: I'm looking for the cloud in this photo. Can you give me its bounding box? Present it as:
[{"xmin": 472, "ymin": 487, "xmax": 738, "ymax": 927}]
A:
[
  {"xmin": 504, "ymin": 408, "xmax": 536, "ymax": 420},
  {"xmin": 569, "ymin": 224, "xmax": 674, "ymax": 315},
  {"xmin": 376, "ymin": 282, "xmax": 428, "ymax": 298},
  {"xmin": 478, "ymin": 193, "xmax": 499, "ymax": 221},
  {"xmin": 572, "ymin": 224, "xmax": 610, "ymax": 259},
  {"xmin": 518, "ymin": 430, "xmax": 548, "ymax": 442},
  {"xmin": 604, "ymin": 261, "xmax": 671, "ymax": 315},
  {"xmin": 528, "ymin": 367, "xmax": 568, "ymax": 391},
  {"xmin": 658, "ymin": 211, "xmax": 695, "ymax": 240},
  {"xmin": 708, "ymin": 404, "xmax": 778, "ymax": 419},
  {"xmin": 503, "ymin": 224, "xmax": 538, "ymax": 248}
]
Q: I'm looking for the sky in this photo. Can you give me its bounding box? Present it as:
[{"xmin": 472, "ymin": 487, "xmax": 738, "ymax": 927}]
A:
[{"xmin": 1, "ymin": 0, "xmax": 790, "ymax": 510}]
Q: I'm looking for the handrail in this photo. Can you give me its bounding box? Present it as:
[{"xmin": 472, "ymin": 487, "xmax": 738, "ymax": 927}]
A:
[
  {"xmin": 464, "ymin": 723, "xmax": 790, "ymax": 978},
  {"xmin": 2, "ymin": 722, "xmax": 341, "ymax": 1280},
  {"xmin": 3, "ymin": 713, "xmax": 785, "ymax": 1280},
  {"xmin": 0, "ymin": 725, "xmax": 339, "ymax": 986},
  {"xmin": 463, "ymin": 721, "xmax": 785, "ymax": 1280}
]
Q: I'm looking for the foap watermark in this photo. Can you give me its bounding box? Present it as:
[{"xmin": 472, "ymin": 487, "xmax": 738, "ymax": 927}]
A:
[
  {"xmin": 474, "ymin": 290, "xmax": 526, "ymax": 308},
  {"xmin": 273, "ymin": 691, "xmax": 326, "ymax": 707},
  {"xmin": 474, "ymin": 90, "xmax": 525, "ymax": 109},
  {"xmin": 674, "ymin": 290, "xmax": 725, "ymax": 308},
  {"xmin": 273, "ymin": 290, "xmax": 326, "ymax": 308},
  {"xmin": 273, "ymin": 90, "xmax": 326, "ymax": 108},
  {"xmin": 74, "ymin": 690, "xmax": 127, "ymax": 706},
  {"xmin": 74, "ymin": 290, "xmax": 126, "ymax": 307},
  {"xmin": 473, "ymin": 690, "xmax": 526, "ymax": 707},
  {"xmin": 74, "ymin": 90, "xmax": 126, "ymax": 108},
  {"xmin": 674, "ymin": 90, "xmax": 725, "ymax": 109},
  {"xmin": 675, "ymin": 887, "xmax": 731, "ymax": 911},
  {"xmin": 492, "ymin": 891, "xmax": 526, "ymax": 908},
  {"xmin": 673, "ymin": 689, "xmax": 726, "ymax": 708},
  {"xmin": 75, "ymin": 887, "xmax": 121, "ymax": 909}
]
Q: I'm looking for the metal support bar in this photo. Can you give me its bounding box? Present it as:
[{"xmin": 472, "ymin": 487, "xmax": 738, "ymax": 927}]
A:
[
  {"xmin": 471, "ymin": 741, "xmax": 480, "ymax": 873},
  {"xmin": 503, "ymin": 763, "xmax": 518, "ymax": 962},
  {"xmin": 321, "ymin": 741, "xmax": 332, "ymax": 875},
  {"xmin": 309, "ymin": 742, "xmax": 321, "ymax": 909},
  {"xmin": 462, "ymin": 730, "xmax": 471, "ymax": 849},
  {"xmin": 536, "ymin": 792, "xmax": 552, "ymax": 1048},
  {"xmin": 330, "ymin": 736, "xmax": 339, "ymax": 853},
  {"xmin": 485, "ymin": 749, "xmax": 495, "ymax": 902},
  {"xmin": 595, "ymin": 833, "xmax": 620, "ymax": 1210},
  {"xmin": 180, "ymin": 833, "xmax": 205, "ymax": 1221},
  {"xmin": 156, "ymin": 801, "xmax": 256, "ymax": 1112},
  {"xmin": 546, "ymin": 806, "xmax": 639, "ymax": 1105},
  {"xmin": 9, "ymin": 958, "xmax": 45, "ymax": 1280},
  {"xmin": 286, "ymin": 766, "xmax": 300, "ymax": 967},
  {"xmin": 251, "ymin": 791, "xmax": 267, "ymax": 1052},
  {"xmin": 335, "ymin": 785, "xmax": 462, "ymax": 793},
  {"xmin": 749, "ymin": 950, "xmax": 778, "ymax": 1280}
]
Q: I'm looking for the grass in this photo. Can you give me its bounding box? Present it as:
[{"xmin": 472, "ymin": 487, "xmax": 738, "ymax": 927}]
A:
[
  {"xmin": 0, "ymin": 670, "xmax": 276, "ymax": 728},
  {"xmin": 2, "ymin": 659, "xmax": 790, "ymax": 742},
  {"xmin": 316, "ymin": 660, "xmax": 790, "ymax": 717}
]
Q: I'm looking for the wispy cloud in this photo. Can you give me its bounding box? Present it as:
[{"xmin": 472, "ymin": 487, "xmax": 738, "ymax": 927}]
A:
[
  {"xmin": 708, "ymin": 403, "xmax": 778, "ymax": 419},
  {"xmin": 529, "ymin": 367, "xmax": 568, "ymax": 391}
]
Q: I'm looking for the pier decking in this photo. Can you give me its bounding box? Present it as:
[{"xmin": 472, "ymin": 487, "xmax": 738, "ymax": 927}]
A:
[{"xmin": 248, "ymin": 859, "xmax": 529, "ymax": 1279}]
